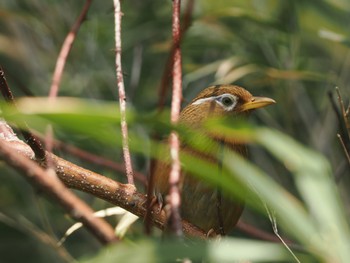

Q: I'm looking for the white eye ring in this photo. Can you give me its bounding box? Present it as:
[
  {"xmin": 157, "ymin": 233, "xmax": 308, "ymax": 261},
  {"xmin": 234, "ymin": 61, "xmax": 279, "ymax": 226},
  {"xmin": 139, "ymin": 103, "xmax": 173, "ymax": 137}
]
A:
[
  {"xmin": 191, "ymin": 93, "xmax": 238, "ymax": 111},
  {"xmin": 215, "ymin": 94, "xmax": 238, "ymax": 111}
]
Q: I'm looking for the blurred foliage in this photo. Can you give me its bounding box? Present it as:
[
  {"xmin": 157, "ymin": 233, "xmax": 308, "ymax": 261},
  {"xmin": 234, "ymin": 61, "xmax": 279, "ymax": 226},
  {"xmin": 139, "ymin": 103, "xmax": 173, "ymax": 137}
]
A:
[{"xmin": 1, "ymin": 0, "xmax": 350, "ymax": 262}]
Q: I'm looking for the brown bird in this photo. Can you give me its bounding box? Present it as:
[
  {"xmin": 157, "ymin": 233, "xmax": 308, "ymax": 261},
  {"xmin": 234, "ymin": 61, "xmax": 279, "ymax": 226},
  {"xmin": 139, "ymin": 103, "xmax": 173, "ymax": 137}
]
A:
[{"xmin": 153, "ymin": 84, "xmax": 275, "ymax": 235}]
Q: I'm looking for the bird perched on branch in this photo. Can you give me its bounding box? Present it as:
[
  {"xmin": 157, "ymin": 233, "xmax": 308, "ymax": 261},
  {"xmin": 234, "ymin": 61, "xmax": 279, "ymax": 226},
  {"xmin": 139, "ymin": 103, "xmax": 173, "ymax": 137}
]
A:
[{"xmin": 153, "ymin": 84, "xmax": 275, "ymax": 235}]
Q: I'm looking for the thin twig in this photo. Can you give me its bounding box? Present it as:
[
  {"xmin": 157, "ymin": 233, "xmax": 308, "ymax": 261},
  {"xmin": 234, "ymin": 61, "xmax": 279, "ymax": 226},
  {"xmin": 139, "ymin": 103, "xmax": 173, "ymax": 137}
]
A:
[
  {"xmin": 47, "ymin": 0, "xmax": 92, "ymax": 171},
  {"xmin": 264, "ymin": 203, "xmax": 301, "ymax": 263},
  {"xmin": 335, "ymin": 87, "xmax": 350, "ymax": 139},
  {"xmin": 335, "ymin": 88, "xmax": 350, "ymax": 164},
  {"xmin": 246, "ymin": 178, "xmax": 300, "ymax": 262},
  {"xmin": 337, "ymin": 134, "xmax": 350, "ymax": 165},
  {"xmin": 34, "ymin": 132, "xmax": 147, "ymax": 186},
  {"xmin": 168, "ymin": 132, "xmax": 182, "ymax": 236},
  {"xmin": 49, "ymin": 0, "xmax": 92, "ymax": 98},
  {"xmin": 216, "ymin": 141, "xmax": 226, "ymax": 235},
  {"xmin": 157, "ymin": 0, "xmax": 194, "ymax": 111},
  {"xmin": 0, "ymin": 139, "xmax": 117, "ymax": 245},
  {"xmin": 236, "ymin": 220, "xmax": 294, "ymax": 244},
  {"xmin": 58, "ymin": 141, "xmax": 147, "ymax": 186},
  {"xmin": 328, "ymin": 88, "xmax": 350, "ymax": 178},
  {"xmin": 113, "ymin": 0, "xmax": 135, "ymax": 186},
  {"xmin": 0, "ymin": 66, "xmax": 46, "ymax": 160},
  {"xmin": 167, "ymin": 0, "xmax": 183, "ymax": 237},
  {"xmin": 146, "ymin": 0, "xmax": 194, "ymax": 236},
  {"xmin": 145, "ymin": 157, "xmax": 157, "ymax": 235}
]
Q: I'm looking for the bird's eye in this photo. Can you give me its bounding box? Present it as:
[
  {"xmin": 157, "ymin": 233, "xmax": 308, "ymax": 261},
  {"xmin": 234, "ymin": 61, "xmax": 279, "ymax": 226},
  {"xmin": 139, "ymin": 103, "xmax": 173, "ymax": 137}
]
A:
[
  {"xmin": 221, "ymin": 96, "xmax": 234, "ymax": 107},
  {"xmin": 216, "ymin": 94, "xmax": 238, "ymax": 111}
]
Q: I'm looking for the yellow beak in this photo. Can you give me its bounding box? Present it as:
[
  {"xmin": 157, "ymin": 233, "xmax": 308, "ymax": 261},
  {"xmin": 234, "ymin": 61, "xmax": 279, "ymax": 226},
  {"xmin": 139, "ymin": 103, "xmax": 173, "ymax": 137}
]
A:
[{"xmin": 240, "ymin": 96, "xmax": 276, "ymax": 111}]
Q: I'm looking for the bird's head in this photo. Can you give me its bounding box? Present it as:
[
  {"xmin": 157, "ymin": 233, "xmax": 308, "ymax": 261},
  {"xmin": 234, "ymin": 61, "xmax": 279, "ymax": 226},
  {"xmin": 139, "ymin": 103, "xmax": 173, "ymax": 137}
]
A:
[{"xmin": 180, "ymin": 85, "xmax": 275, "ymax": 126}]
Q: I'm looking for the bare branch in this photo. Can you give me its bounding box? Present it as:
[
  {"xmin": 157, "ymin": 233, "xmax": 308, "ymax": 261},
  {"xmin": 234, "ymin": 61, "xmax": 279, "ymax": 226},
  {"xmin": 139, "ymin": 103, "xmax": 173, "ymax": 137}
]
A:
[
  {"xmin": 157, "ymin": 0, "xmax": 194, "ymax": 111},
  {"xmin": 337, "ymin": 134, "xmax": 350, "ymax": 165},
  {"xmin": 35, "ymin": 132, "xmax": 147, "ymax": 186},
  {"xmin": 47, "ymin": 0, "xmax": 93, "ymax": 173},
  {"xmin": 0, "ymin": 139, "xmax": 117, "ymax": 245},
  {"xmin": 167, "ymin": 0, "xmax": 183, "ymax": 237},
  {"xmin": 335, "ymin": 87, "xmax": 350, "ymax": 131},
  {"xmin": 236, "ymin": 220, "xmax": 294, "ymax": 244},
  {"xmin": 49, "ymin": 0, "xmax": 93, "ymax": 98},
  {"xmin": 146, "ymin": 0, "xmax": 195, "ymax": 235},
  {"xmin": 113, "ymin": 0, "xmax": 135, "ymax": 186},
  {"xmin": 328, "ymin": 88, "xmax": 350, "ymax": 178},
  {"xmin": 264, "ymin": 204, "xmax": 301, "ymax": 263},
  {"xmin": 0, "ymin": 122, "xmax": 206, "ymax": 239}
]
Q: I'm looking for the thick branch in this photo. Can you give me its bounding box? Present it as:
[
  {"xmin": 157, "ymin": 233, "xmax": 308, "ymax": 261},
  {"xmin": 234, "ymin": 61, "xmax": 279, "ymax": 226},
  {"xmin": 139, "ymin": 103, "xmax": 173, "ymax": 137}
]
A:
[
  {"xmin": 0, "ymin": 138, "xmax": 117, "ymax": 245},
  {"xmin": 0, "ymin": 126, "xmax": 206, "ymax": 239}
]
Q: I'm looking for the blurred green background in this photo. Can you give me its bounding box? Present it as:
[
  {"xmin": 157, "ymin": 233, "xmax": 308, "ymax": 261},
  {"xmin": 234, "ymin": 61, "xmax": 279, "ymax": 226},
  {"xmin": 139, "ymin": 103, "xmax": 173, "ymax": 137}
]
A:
[{"xmin": 1, "ymin": 0, "xmax": 350, "ymax": 262}]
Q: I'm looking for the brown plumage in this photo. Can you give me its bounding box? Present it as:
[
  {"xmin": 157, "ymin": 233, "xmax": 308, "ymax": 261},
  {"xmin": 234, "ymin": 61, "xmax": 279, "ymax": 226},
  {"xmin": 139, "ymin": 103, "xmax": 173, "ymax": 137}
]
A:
[{"xmin": 153, "ymin": 85, "xmax": 275, "ymax": 234}]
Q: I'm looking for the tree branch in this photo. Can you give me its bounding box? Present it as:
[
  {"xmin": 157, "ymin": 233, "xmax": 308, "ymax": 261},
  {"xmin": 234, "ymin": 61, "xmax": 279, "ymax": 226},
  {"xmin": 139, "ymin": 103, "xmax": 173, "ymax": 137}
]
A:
[
  {"xmin": 0, "ymin": 121, "xmax": 206, "ymax": 239},
  {"xmin": 35, "ymin": 132, "xmax": 147, "ymax": 186},
  {"xmin": 113, "ymin": 0, "xmax": 135, "ymax": 186},
  {"xmin": 0, "ymin": 127, "xmax": 117, "ymax": 244},
  {"xmin": 157, "ymin": 0, "xmax": 194, "ymax": 111},
  {"xmin": 167, "ymin": 0, "xmax": 184, "ymax": 237},
  {"xmin": 49, "ymin": 0, "xmax": 93, "ymax": 98}
]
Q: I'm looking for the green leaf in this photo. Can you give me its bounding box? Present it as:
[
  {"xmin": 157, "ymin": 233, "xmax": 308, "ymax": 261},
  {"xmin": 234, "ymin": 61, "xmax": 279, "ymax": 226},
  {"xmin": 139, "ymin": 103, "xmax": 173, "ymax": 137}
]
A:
[
  {"xmin": 83, "ymin": 238, "xmax": 305, "ymax": 263},
  {"xmin": 256, "ymin": 128, "xmax": 350, "ymax": 262}
]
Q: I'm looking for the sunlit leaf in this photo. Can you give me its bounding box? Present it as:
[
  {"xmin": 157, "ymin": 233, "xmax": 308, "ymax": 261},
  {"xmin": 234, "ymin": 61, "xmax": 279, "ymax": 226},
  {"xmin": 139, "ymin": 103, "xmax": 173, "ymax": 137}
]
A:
[
  {"xmin": 83, "ymin": 238, "xmax": 307, "ymax": 263},
  {"xmin": 256, "ymin": 128, "xmax": 350, "ymax": 262}
]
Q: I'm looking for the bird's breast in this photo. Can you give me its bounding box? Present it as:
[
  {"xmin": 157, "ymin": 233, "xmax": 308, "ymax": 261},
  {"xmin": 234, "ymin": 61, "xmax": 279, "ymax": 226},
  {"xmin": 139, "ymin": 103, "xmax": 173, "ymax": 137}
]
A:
[{"xmin": 153, "ymin": 139, "xmax": 246, "ymax": 234}]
